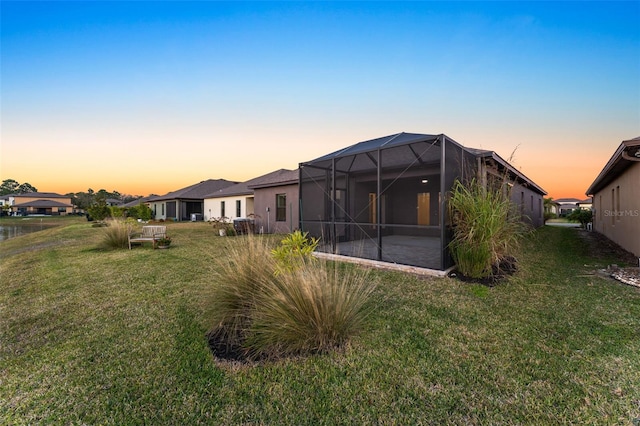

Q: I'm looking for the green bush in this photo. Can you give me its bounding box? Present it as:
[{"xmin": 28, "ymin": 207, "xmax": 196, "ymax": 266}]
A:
[
  {"xmin": 271, "ymin": 230, "xmax": 319, "ymax": 275},
  {"xmin": 99, "ymin": 219, "xmax": 135, "ymax": 250},
  {"xmin": 128, "ymin": 203, "xmax": 153, "ymax": 221},
  {"xmin": 448, "ymin": 178, "xmax": 528, "ymax": 279},
  {"xmin": 567, "ymin": 208, "xmax": 593, "ymax": 228},
  {"xmin": 208, "ymin": 234, "xmax": 375, "ymax": 360}
]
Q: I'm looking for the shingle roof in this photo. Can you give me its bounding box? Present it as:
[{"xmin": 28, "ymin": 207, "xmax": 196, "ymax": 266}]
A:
[
  {"xmin": 150, "ymin": 179, "xmax": 237, "ymax": 202},
  {"xmin": 205, "ymin": 169, "xmax": 298, "ymax": 199},
  {"xmin": 248, "ymin": 169, "xmax": 299, "ymax": 189},
  {"xmin": 14, "ymin": 199, "xmax": 73, "ymax": 208},
  {"xmin": 13, "ymin": 192, "xmax": 69, "ymax": 198}
]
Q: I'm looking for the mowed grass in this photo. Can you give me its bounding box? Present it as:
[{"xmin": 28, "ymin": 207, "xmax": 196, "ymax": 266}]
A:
[{"xmin": 1, "ymin": 219, "xmax": 639, "ymax": 424}]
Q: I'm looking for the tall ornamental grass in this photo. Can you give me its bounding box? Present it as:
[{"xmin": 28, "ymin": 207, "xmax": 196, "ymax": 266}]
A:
[
  {"xmin": 448, "ymin": 178, "xmax": 528, "ymax": 279},
  {"xmin": 99, "ymin": 218, "xmax": 135, "ymax": 250},
  {"xmin": 208, "ymin": 234, "xmax": 376, "ymax": 360}
]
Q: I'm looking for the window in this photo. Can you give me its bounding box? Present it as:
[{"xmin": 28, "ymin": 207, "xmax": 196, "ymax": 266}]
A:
[
  {"xmin": 276, "ymin": 194, "xmax": 286, "ymax": 222},
  {"xmin": 58, "ymin": 207, "xmax": 67, "ymax": 213},
  {"xmin": 611, "ymin": 188, "xmax": 615, "ymax": 225},
  {"xmin": 161, "ymin": 203, "xmax": 164, "ymax": 215},
  {"xmin": 236, "ymin": 200, "xmax": 241, "ymax": 218},
  {"xmin": 616, "ymin": 186, "xmax": 620, "ymax": 221},
  {"xmin": 221, "ymin": 201, "xmax": 225, "ymax": 218}
]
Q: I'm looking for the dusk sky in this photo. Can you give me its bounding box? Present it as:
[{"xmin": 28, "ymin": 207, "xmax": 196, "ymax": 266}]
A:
[{"xmin": 1, "ymin": 1, "xmax": 638, "ymax": 199}]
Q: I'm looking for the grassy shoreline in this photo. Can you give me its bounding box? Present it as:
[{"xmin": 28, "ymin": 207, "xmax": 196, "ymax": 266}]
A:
[{"xmin": 1, "ymin": 221, "xmax": 639, "ymax": 424}]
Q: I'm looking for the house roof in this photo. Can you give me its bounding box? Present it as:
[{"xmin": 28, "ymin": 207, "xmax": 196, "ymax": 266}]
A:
[
  {"xmin": 205, "ymin": 169, "xmax": 298, "ymax": 199},
  {"xmin": 13, "ymin": 199, "xmax": 73, "ymax": 208},
  {"xmin": 301, "ymin": 132, "xmax": 546, "ymax": 196},
  {"xmin": 248, "ymin": 169, "xmax": 299, "ymax": 190},
  {"xmin": 12, "ymin": 192, "xmax": 69, "ymax": 199},
  {"xmin": 555, "ymin": 198, "xmax": 581, "ymax": 203},
  {"xmin": 122, "ymin": 195, "xmax": 158, "ymax": 208},
  {"xmin": 150, "ymin": 179, "xmax": 237, "ymax": 202},
  {"xmin": 586, "ymin": 136, "xmax": 640, "ymax": 195}
]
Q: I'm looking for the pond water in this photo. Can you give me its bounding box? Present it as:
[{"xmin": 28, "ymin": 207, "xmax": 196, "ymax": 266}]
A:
[{"xmin": 0, "ymin": 222, "xmax": 58, "ymax": 242}]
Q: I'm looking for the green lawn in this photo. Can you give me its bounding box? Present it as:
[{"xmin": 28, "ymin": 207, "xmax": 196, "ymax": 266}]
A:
[{"xmin": 1, "ymin": 219, "xmax": 639, "ymax": 424}]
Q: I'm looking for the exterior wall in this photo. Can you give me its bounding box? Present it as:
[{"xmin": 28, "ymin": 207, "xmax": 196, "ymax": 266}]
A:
[
  {"xmin": 510, "ymin": 183, "xmax": 545, "ymax": 228},
  {"xmin": 592, "ymin": 163, "xmax": 640, "ymax": 257},
  {"xmin": 151, "ymin": 202, "xmax": 167, "ymax": 221},
  {"xmin": 203, "ymin": 195, "xmax": 254, "ymax": 222},
  {"xmin": 253, "ymin": 183, "xmax": 299, "ymax": 234}
]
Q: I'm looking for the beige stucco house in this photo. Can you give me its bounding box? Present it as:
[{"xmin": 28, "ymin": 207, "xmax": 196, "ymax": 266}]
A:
[
  {"xmin": 586, "ymin": 136, "xmax": 640, "ymax": 257},
  {"xmin": 7, "ymin": 192, "xmax": 74, "ymax": 216}
]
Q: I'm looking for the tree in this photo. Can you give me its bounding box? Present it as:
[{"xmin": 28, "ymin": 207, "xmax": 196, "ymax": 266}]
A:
[
  {"xmin": 0, "ymin": 179, "xmax": 19, "ymax": 195},
  {"xmin": 0, "ymin": 179, "xmax": 37, "ymax": 195},
  {"xmin": 87, "ymin": 194, "xmax": 111, "ymax": 221},
  {"xmin": 17, "ymin": 182, "xmax": 38, "ymax": 193}
]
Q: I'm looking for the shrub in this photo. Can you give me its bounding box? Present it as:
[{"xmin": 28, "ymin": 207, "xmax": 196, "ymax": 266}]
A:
[
  {"xmin": 448, "ymin": 178, "xmax": 528, "ymax": 279},
  {"xmin": 128, "ymin": 203, "xmax": 153, "ymax": 221},
  {"xmin": 99, "ymin": 219, "xmax": 135, "ymax": 249},
  {"xmin": 247, "ymin": 259, "xmax": 375, "ymax": 358},
  {"xmin": 271, "ymin": 230, "xmax": 319, "ymax": 275},
  {"xmin": 567, "ymin": 208, "xmax": 593, "ymax": 228},
  {"xmin": 208, "ymin": 234, "xmax": 375, "ymax": 361}
]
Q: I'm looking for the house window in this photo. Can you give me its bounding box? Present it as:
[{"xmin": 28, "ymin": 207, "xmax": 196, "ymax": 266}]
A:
[
  {"xmin": 611, "ymin": 188, "xmax": 615, "ymax": 226},
  {"xmin": 162, "ymin": 204, "xmax": 164, "ymax": 215},
  {"xmin": 616, "ymin": 186, "xmax": 620, "ymax": 221},
  {"xmin": 236, "ymin": 200, "xmax": 241, "ymax": 218},
  {"xmin": 58, "ymin": 207, "xmax": 67, "ymax": 213},
  {"xmin": 221, "ymin": 201, "xmax": 225, "ymax": 218},
  {"xmin": 276, "ymin": 194, "xmax": 286, "ymax": 222}
]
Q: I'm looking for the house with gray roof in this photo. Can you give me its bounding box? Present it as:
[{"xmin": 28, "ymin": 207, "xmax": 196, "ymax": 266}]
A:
[
  {"xmin": 203, "ymin": 169, "xmax": 298, "ymax": 233},
  {"xmin": 6, "ymin": 192, "xmax": 74, "ymax": 216},
  {"xmin": 148, "ymin": 179, "xmax": 236, "ymax": 221}
]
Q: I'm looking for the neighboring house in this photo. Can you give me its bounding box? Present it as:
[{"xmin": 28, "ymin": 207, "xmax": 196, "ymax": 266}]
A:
[
  {"xmin": 122, "ymin": 195, "xmax": 158, "ymax": 209},
  {"xmin": 578, "ymin": 198, "xmax": 593, "ymax": 210},
  {"xmin": 249, "ymin": 168, "xmax": 299, "ymax": 234},
  {"xmin": 203, "ymin": 169, "xmax": 299, "ymax": 233},
  {"xmin": 149, "ymin": 179, "xmax": 236, "ymax": 221},
  {"xmin": 106, "ymin": 198, "xmax": 123, "ymax": 207},
  {"xmin": 299, "ymin": 132, "xmax": 546, "ymax": 272},
  {"xmin": 555, "ymin": 198, "xmax": 582, "ymax": 216},
  {"xmin": 586, "ymin": 136, "xmax": 640, "ymax": 257},
  {"xmin": 7, "ymin": 192, "xmax": 74, "ymax": 216}
]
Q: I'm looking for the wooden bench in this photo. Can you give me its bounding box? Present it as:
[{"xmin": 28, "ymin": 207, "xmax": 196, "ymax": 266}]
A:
[{"xmin": 128, "ymin": 225, "xmax": 167, "ymax": 249}]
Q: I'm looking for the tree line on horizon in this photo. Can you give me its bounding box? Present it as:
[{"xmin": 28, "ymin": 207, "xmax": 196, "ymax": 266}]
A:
[{"xmin": 1, "ymin": 178, "xmax": 144, "ymax": 211}]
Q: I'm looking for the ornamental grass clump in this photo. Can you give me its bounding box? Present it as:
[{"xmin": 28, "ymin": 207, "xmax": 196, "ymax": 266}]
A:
[
  {"xmin": 99, "ymin": 218, "xmax": 135, "ymax": 250},
  {"xmin": 246, "ymin": 259, "xmax": 375, "ymax": 358},
  {"xmin": 448, "ymin": 178, "xmax": 528, "ymax": 279},
  {"xmin": 208, "ymin": 233, "xmax": 376, "ymax": 361}
]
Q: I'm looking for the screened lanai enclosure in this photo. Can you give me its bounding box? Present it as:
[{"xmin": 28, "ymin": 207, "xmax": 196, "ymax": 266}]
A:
[{"xmin": 299, "ymin": 133, "xmax": 479, "ymax": 271}]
